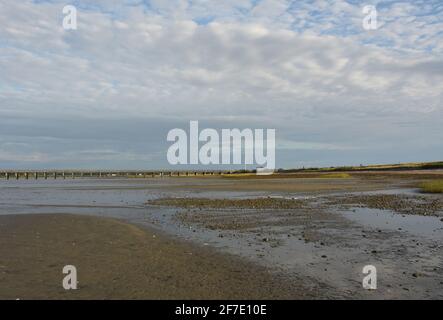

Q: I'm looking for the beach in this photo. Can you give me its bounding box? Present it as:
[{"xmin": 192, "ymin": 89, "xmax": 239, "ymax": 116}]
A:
[{"xmin": 0, "ymin": 213, "xmax": 303, "ymax": 299}]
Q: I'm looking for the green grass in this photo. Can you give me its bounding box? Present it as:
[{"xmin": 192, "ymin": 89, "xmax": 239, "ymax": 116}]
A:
[
  {"xmin": 420, "ymin": 180, "xmax": 443, "ymax": 193},
  {"xmin": 319, "ymin": 173, "xmax": 352, "ymax": 179},
  {"xmin": 419, "ymin": 180, "xmax": 443, "ymax": 193},
  {"xmin": 281, "ymin": 161, "xmax": 443, "ymax": 173}
]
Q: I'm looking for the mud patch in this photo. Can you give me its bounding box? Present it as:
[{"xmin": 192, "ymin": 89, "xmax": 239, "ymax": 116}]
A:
[
  {"xmin": 325, "ymin": 194, "xmax": 443, "ymax": 217},
  {"xmin": 148, "ymin": 197, "xmax": 309, "ymax": 210}
]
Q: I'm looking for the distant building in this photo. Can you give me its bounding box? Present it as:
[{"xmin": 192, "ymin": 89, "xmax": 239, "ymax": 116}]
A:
[{"xmin": 256, "ymin": 167, "xmax": 274, "ymax": 176}]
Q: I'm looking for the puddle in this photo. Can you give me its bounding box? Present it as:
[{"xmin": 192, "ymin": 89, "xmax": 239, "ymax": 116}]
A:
[{"xmin": 340, "ymin": 207, "xmax": 443, "ymax": 240}]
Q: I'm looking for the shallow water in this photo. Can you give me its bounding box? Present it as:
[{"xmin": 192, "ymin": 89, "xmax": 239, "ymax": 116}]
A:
[
  {"xmin": 0, "ymin": 178, "xmax": 268, "ymax": 231},
  {"xmin": 340, "ymin": 207, "xmax": 443, "ymax": 240},
  {"xmin": 0, "ymin": 178, "xmax": 261, "ymax": 214}
]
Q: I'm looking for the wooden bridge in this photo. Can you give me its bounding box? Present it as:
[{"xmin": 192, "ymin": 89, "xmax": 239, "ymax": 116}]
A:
[{"xmin": 0, "ymin": 170, "xmax": 236, "ymax": 180}]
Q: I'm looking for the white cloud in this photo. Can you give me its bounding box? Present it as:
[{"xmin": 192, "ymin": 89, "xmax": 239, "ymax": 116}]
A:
[
  {"xmin": 0, "ymin": 0, "xmax": 442, "ymax": 168},
  {"xmin": 277, "ymin": 140, "xmax": 358, "ymax": 151}
]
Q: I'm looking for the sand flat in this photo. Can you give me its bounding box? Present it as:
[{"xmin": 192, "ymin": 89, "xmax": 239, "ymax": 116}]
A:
[{"xmin": 0, "ymin": 213, "xmax": 305, "ymax": 300}]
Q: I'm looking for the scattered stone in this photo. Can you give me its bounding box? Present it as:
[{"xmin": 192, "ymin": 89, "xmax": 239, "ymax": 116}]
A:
[
  {"xmin": 326, "ymin": 194, "xmax": 443, "ymax": 217},
  {"xmin": 148, "ymin": 197, "xmax": 308, "ymax": 210}
]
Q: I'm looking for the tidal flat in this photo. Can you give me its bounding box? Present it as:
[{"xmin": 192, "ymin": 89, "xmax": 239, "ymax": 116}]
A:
[{"xmin": 1, "ymin": 171, "xmax": 442, "ymax": 299}]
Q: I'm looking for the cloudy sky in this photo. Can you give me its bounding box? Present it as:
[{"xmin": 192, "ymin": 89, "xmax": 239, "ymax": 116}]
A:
[{"xmin": 0, "ymin": 0, "xmax": 442, "ymax": 169}]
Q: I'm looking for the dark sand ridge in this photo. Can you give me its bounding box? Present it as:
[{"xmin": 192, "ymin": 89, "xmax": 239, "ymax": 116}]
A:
[
  {"xmin": 0, "ymin": 214, "xmax": 307, "ymax": 300},
  {"xmin": 169, "ymin": 170, "xmax": 443, "ymax": 189},
  {"xmin": 160, "ymin": 174, "xmax": 416, "ymax": 193}
]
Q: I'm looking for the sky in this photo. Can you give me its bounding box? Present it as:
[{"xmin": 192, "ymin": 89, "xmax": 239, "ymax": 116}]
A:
[{"xmin": 0, "ymin": 0, "xmax": 442, "ymax": 169}]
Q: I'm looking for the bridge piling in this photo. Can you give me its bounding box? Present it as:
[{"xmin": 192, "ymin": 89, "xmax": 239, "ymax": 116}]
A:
[{"xmin": 0, "ymin": 170, "xmax": 233, "ymax": 181}]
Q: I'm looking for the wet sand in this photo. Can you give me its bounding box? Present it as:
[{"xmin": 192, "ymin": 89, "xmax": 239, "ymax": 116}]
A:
[
  {"xmin": 163, "ymin": 171, "xmax": 443, "ymax": 194},
  {"xmin": 0, "ymin": 214, "xmax": 306, "ymax": 299},
  {"xmin": 146, "ymin": 183, "xmax": 443, "ymax": 299}
]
